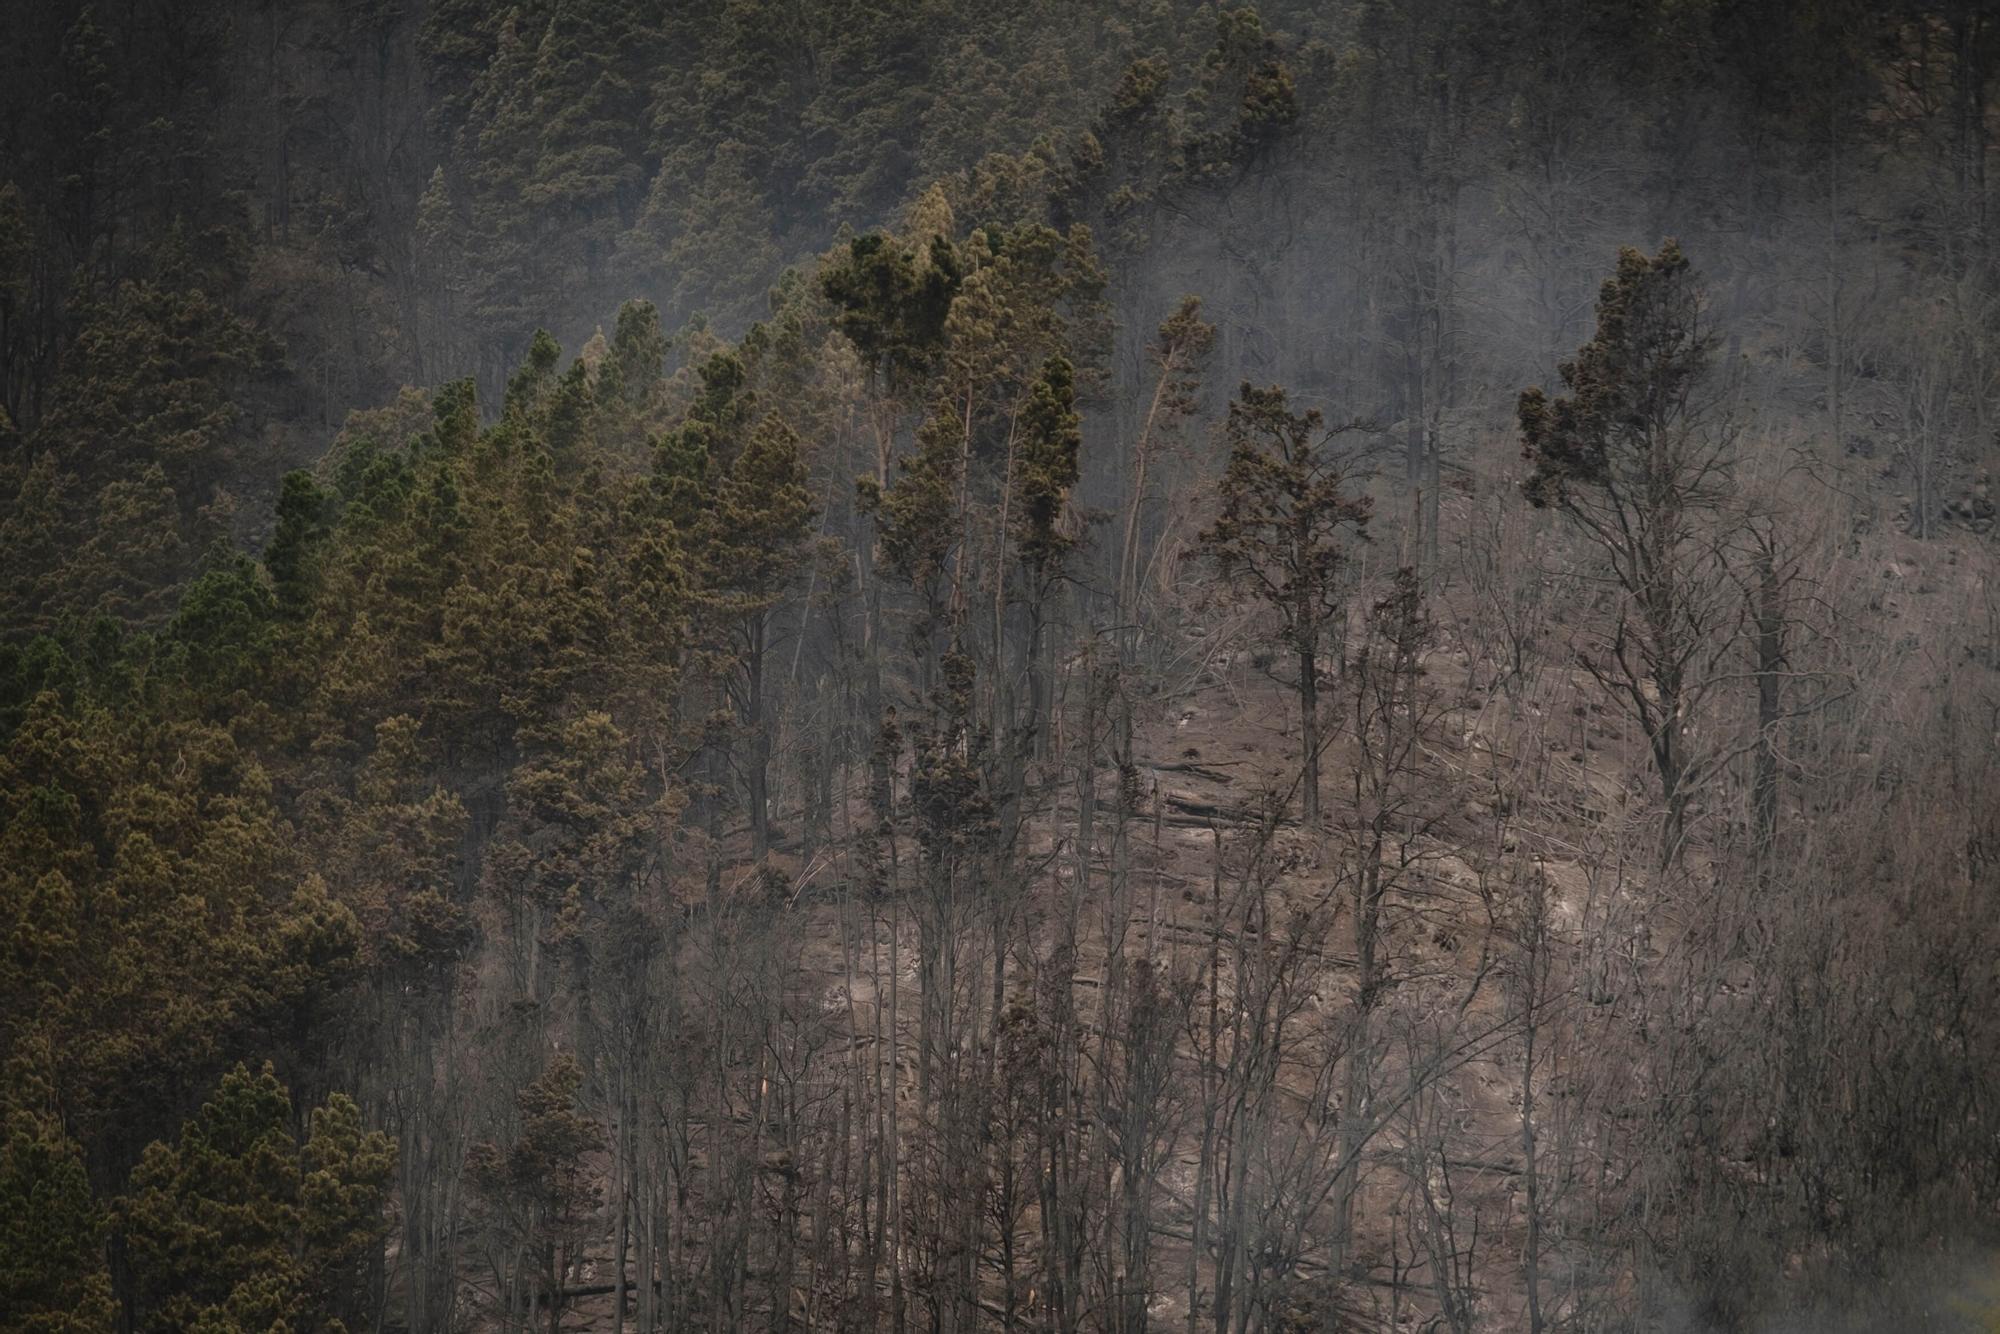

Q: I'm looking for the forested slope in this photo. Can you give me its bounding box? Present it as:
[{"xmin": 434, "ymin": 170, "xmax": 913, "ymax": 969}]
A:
[{"xmin": 3, "ymin": 2, "xmax": 1999, "ymax": 1332}]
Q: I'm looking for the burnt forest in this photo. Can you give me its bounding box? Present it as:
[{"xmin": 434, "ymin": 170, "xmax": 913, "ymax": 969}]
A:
[{"xmin": 3, "ymin": 2, "xmax": 2000, "ymax": 1331}]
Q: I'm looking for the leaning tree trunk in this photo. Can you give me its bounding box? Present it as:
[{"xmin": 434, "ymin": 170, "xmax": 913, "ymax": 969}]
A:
[{"xmin": 1298, "ymin": 639, "xmax": 1320, "ymax": 825}]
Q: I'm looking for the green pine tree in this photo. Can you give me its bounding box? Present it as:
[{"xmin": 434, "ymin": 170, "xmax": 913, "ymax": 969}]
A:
[
  {"xmin": 0, "ymin": 1112, "xmax": 116, "ymax": 1334},
  {"xmin": 1199, "ymin": 382, "xmax": 1372, "ymax": 824},
  {"xmin": 119, "ymin": 1063, "xmax": 394, "ymax": 1334}
]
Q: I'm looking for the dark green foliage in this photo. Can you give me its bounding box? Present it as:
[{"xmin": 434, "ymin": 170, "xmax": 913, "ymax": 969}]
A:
[
  {"xmin": 1519, "ymin": 241, "xmax": 1716, "ymax": 510},
  {"xmin": 266, "ymin": 472, "xmax": 334, "ymax": 620},
  {"xmin": 119, "ymin": 1064, "xmax": 394, "ymax": 1334},
  {"xmin": 822, "ymin": 231, "xmax": 964, "ymax": 389},
  {"xmin": 1013, "ymin": 355, "xmax": 1084, "ymax": 580},
  {"xmin": 0, "ymin": 680, "xmax": 360, "ymax": 1158},
  {"xmin": 875, "ymin": 408, "xmax": 964, "ymax": 601},
  {"xmin": 1200, "ymin": 381, "xmax": 1371, "ymax": 821},
  {"xmin": 1202, "ymin": 383, "xmax": 1373, "ymax": 655},
  {"xmin": 598, "ymin": 298, "xmax": 669, "ymax": 448},
  {"xmin": 488, "ymin": 710, "xmax": 650, "ymax": 940},
  {"xmin": 1516, "ymin": 241, "xmax": 1734, "ymax": 863},
  {"xmin": 1201, "ymin": 7, "xmax": 1298, "ymax": 148},
  {"xmin": 51, "ymin": 274, "xmax": 273, "ymax": 477},
  {"xmin": 910, "ymin": 648, "xmax": 997, "ymax": 865},
  {"xmin": 4, "ymin": 275, "xmax": 280, "ymax": 630},
  {"xmin": 467, "ymin": 1055, "xmax": 602, "ymax": 1323},
  {"xmin": 0, "ymin": 1113, "xmax": 115, "ymax": 1333},
  {"xmin": 709, "ymin": 417, "xmax": 817, "ymax": 601},
  {"xmin": 160, "ymin": 552, "xmax": 276, "ymax": 700}
]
